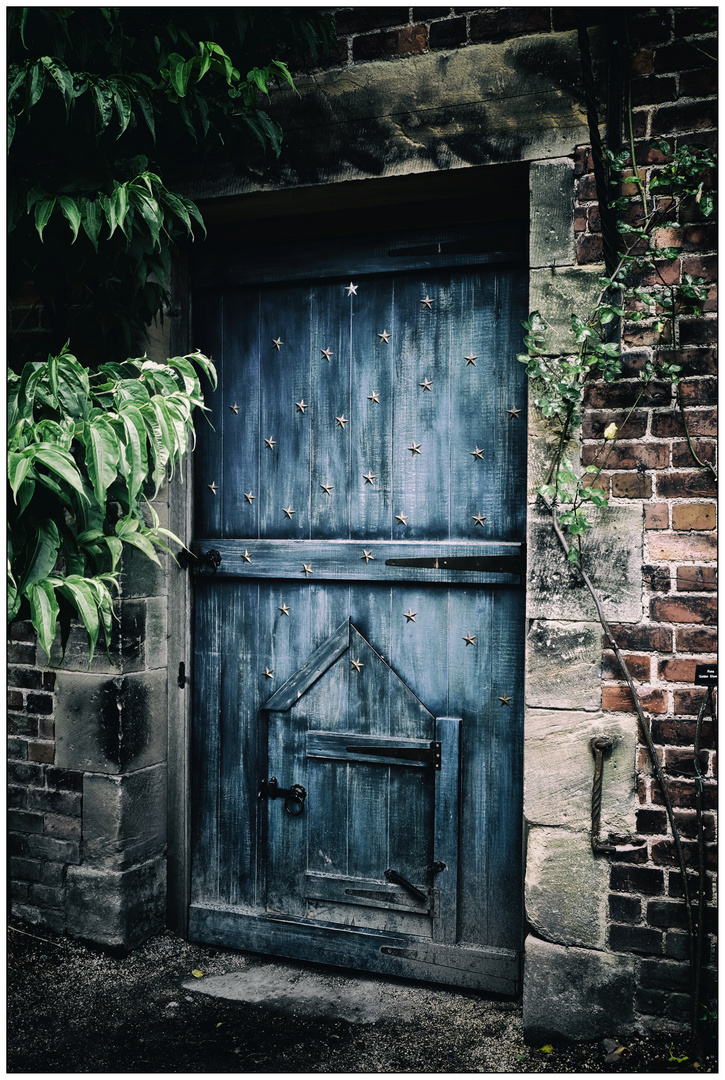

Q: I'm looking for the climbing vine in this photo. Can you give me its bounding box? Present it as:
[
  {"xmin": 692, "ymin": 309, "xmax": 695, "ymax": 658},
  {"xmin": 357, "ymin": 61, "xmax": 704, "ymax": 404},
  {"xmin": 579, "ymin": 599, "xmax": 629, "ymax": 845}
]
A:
[{"xmin": 519, "ymin": 133, "xmax": 716, "ymax": 1037}]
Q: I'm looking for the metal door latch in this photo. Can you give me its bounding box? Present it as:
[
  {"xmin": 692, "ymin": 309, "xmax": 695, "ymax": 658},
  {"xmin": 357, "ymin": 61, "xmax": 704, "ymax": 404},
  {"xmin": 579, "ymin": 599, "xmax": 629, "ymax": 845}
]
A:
[
  {"xmin": 384, "ymin": 868, "xmax": 428, "ymax": 904},
  {"xmin": 590, "ymin": 736, "xmax": 645, "ymax": 854},
  {"xmin": 258, "ymin": 777, "xmax": 307, "ymax": 815},
  {"xmin": 178, "ymin": 546, "xmax": 222, "ymax": 575}
]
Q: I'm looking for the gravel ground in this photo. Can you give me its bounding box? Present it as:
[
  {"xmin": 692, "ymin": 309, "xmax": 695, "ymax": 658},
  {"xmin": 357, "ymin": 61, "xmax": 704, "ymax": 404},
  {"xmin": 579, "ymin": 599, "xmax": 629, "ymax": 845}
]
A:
[{"xmin": 8, "ymin": 919, "xmax": 717, "ymax": 1074}]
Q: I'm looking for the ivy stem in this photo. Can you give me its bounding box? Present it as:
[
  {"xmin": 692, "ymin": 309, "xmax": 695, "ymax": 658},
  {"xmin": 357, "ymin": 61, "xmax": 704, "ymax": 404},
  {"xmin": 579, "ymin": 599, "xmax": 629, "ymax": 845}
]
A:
[{"xmin": 676, "ymin": 382, "xmax": 718, "ymax": 480}]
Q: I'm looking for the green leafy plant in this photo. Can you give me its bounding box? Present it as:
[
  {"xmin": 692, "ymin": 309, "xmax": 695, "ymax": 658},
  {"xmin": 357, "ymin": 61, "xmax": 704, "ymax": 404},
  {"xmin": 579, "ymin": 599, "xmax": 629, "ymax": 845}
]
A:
[
  {"xmin": 8, "ymin": 345, "xmax": 216, "ymax": 660},
  {"xmin": 519, "ymin": 140, "xmax": 716, "ymax": 558}
]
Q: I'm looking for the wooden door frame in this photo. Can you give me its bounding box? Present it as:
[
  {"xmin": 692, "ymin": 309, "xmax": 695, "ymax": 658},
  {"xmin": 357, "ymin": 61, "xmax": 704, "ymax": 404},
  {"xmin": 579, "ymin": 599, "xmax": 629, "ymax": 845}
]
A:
[{"xmin": 166, "ymin": 162, "xmax": 530, "ymax": 936}]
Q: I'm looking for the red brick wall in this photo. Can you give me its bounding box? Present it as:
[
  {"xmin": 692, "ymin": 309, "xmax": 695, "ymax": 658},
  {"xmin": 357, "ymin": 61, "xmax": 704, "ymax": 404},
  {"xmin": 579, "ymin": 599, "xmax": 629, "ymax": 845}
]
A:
[{"xmin": 573, "ymin": 7, "xmax": 717, "ymax": 1014}]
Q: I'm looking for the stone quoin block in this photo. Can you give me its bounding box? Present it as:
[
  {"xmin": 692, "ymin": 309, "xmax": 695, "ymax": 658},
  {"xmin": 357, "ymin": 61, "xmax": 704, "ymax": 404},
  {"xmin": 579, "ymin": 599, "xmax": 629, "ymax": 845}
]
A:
[
  {"xmin": 526, "ymin": 621, "xmax": 602, "ymax": 711},
  {"xmin": 65, "ymin": 856, "xmax": 167, "ymax": 950},
  {"xmin": 523, "ymin": 935, "xmax": 636, "ymax": 1042},
  {"xmin": 82, "ymin": 765, "xmax": 167, "ymax": 871},
  {"xmin": 525, "ymin": 827, "xmax": 611, "ymax": 948},
  {"xmin": 529, "ymin": 160, "xmax": 576, "ymax": 267},
  {"xmin": 54, "ymin": 669, "xmax": 167, "ymax": 774},
  {"xmin": 524, "ymin": 709, "xmax": 636, "ymax": 832}
]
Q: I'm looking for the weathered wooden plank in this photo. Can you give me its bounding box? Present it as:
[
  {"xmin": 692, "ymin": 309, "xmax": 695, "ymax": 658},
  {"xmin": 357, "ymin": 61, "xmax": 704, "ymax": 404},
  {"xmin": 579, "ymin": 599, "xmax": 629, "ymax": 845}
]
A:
[
  {"xmin": 188, "ymin": 905, "xmax": 520, "ymax": 994},
  {"xmin": 265, "ymin": 617, "xmax": 350, "ymax": 711},
  {"xmin": 194, "ymin": 538, "xmax": 523, "ymax": 585},
  {"xmin": 307, "ymin": 731, "xmax": 434, "ymax": 768},
  {"xmin": 304, "ymin": 872, "xmax": 435, "ymax": 914},
  {"xmin": 310, "ymin": 280, "xmax": 352, "ymax": 539},
  {"xmin": 190, "ymin": 579, "xmax": 221, "ymax": 904},
  {"xmin": 349, "ymin": 277, "xmax": 395, "ymax": 539},
  {"xmin": 259, "ymin": 284, "xmax": 312, "ymax": 540},
  {"xmin": 193, "ymin": 222, "xmax": 526, "ymax": 289},
  {"xmin": 221, "ymin": 288, "xmax": 260, "ymax": 539},
  {"xmin": 433, "ymin": 717, "xmax": 460, "ymax": 945},
  {"xmin": 193, "ymin": 291, "xmax": 224, "ymax": 539}
]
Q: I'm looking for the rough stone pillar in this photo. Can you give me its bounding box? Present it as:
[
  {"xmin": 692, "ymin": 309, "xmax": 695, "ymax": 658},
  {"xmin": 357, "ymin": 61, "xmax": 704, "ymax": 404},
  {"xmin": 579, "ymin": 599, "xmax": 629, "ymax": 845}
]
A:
[{"xmin": 523, "ymin": 160, "xmax": 642, "ymax": 1039}]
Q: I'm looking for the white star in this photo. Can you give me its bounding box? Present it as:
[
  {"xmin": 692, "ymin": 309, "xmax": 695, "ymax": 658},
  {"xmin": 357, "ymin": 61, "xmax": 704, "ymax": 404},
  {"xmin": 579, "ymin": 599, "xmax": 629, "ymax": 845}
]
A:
[
  {"xmin": 208, "ymin": 481, "xmax": 217, "ymax": 495},
  {"xmin": 241, "ymin": 550, "xmax": 252, "ymax": 563},
  {"xmin": 408, "ymin": 441, "xmax": 422, "ymax": 456},
  {"xmin": 363, "ymin": 470, "xmax": 377, "ymax": 485},
  {"xmin": 263, "ymin": 666, "xmax": 274, "ymax": 679},
  {"xmin": 350, "ymin": 658, "xmax": 364, "ymax": 672},
  {"xmin": 320, "ymin": 481, "xmax": 333, "ymax": 495},
  {"xmin": 499, "ymin": 693, "xmax": 512, "ymax": 707},
  {"xmin": 345, "ymin": 282, "xmax": 358, "ymax": 296},
  {"xmin": 470, "ymin": 447, "xmax": 484, "ymax": 460},
  {"xmin": 302, "ymin": 564, "xmax": 313, "ymax": 577},
  {"xmin": 463, "ymin": 632, "xmax": 477, "ymax": 646},
  {"xmin": 361, "ymin": 549, "xmax": 374, "ymax": 563},
  {"xmin": 295, "ymin": 399, "xmax": 308, "ymax": 413},
  {"xmin": 321, "ymin": 347, "xmax": 333, "ymax": 362},
  {"xmin": 283, "ymin": 506, "xmax": 296, "ymax": 519},
  {"xmin": 419, "ymin": 378, "xmax": 433, "ymax": 391},
  {"xmin": 272, "ymin": 337, "xmax": 283, "ymax": 351},
  {"xmin": 395, "ymin": 512, "xmax": 408, "ymax": 526},
  {"xmin": 403, "ymin": 609, "xmax": 417, "ymax": 623},
  {"xmin": 244, "ymin": 491, "xmax": 255, "ymax": 503},
  {"xmin": 264, "ymin": 436, "xmax": 276, "ymax": 450},
  {"xmin": 378, "ymin": 330, "xmax": 391, "ymax": 344},
  {"xmin": 278, "ymin": 603, "xmax": 290, "ymax": 617},
  {"xmin": 368, "ymin": 391, "xmax": 380, "ymax": 404},
  {"xmin": 421, "ymin": 295, "xmax": 434, "ymax": 309},
  {"xmin": 229, "ymin": 402, "xmax": 239, "ymax": 413},
  {"xmin": 465, "ymin": 353, "xmax": 478, "ymax": 366},
  {"xmin": 472, "ymin": 513, "xmax": 486, "ymax": 527},
  {"xmin": 335, "ymin": 415, "xmax": 348, "ymax": 428},
  {"xmin": 508, "ymin": 405, "xmax": 522, "ymax": 420}
]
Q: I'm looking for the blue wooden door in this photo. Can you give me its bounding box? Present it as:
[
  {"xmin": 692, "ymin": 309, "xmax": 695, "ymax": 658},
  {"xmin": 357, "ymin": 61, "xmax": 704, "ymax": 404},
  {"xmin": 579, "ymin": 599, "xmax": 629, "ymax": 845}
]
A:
[{"xmin": 190, "ymin": 225, "xmax": 527, "ymax": 993}]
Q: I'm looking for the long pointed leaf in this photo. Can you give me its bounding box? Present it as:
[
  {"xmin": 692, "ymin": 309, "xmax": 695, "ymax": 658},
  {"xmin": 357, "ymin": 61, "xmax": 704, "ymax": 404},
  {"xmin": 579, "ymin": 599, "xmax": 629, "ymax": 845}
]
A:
[
  {"xmin": 27, "ymin": 579, "xmax": 59, "ymax": 659},
  {"xmin": 20, "ymin": 519, "xmax": 60, "ymax": 591}
]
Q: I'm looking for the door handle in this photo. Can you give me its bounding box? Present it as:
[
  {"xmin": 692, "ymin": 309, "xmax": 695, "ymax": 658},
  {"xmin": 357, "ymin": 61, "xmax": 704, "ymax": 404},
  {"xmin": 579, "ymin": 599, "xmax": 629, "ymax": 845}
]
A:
[{"xmin": 258, "ymin": 777, "xmax": 307, "ymax": 815}]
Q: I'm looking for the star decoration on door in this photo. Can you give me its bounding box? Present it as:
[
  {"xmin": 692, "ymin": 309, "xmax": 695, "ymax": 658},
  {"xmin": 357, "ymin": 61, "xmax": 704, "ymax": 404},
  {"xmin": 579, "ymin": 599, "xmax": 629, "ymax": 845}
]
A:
[
  {"xmin": 361, "ymin": 549, "xmax": 374, "ymax": 562},
  {"xmin": 283, "ymin": 506, "xmax": 296, "ymax": 519},
  {"xmin": 350, "ymin": 658, "xmax": 364, "ymax": 672},
  {"xmin": 472, "ymin": 513, "xmax": 486, "ymax": 527},
  {"xmin": 419, "ymin": 377, "xmax": 433, "ymax": 392},
  {"xmin": 395, "ymin": 512, "xmax": 408, "ymax": 526},
  {"xmin": 244, "ymin": 491, "xmax": 255, "ymax": 503},
  {"xmin": 335, "ymin": 415, "xmax": 348, "ymax": 428},
  {"xmin": 363, "ymin": 470, "xmax": 377, "ymax": 485},
  {"xmin": 470, "ymin": 447, "xmax": 484, "ymax": 460},
  {"xmin": 320, "ymin": 481, "xmax": 333, "ymax": 495},
  {"xmin": 368, "ymin": 391, "xmax": 380, "ymax": 404},
  {"xmin": 408, "ymin": 441, "xmax": 422, "ymax": 456},
  {"xmin": 499, "ymin": 693, "xmax": 512, "ymax": 707},
  {"xmin": 208, "ymin": 481, "xmax": 218, "ymax": 495},
  {"xmin": 508, "ymin": 405, "xmax": 522, "ymax": 420},
  {"xmin": 463, "ymin": 633, "xmax": 477, "ymax": 647},
  {"xmin": 378, "ymin": 330, "xmax": 391, "ymax": 344},
  {"xmin": 278, "ymin": 603, "xmax": 291, "ymax": 617},
  {"xmin": 272, "ymin": 337, "xmax": 283, "ymax": 351},
  {"xmin": 263, "ymin": 667, "xmax": 274, "ymax": 679},
  {"xmin": 345, "ymin": 282, "xmax": 358, "ymax": 296},
  {"xmin": 464, "ymin": 353, "xmax": 478, "ymax": 366},
  {"xmin": 229, "ymin": 402, "xmax": 239, "ymax": 414},
  {"xmin": 301, "ymin": 564, "xmax": 313, "ymax": 577},
  {"xmin": 265, "ymin": 436, "xmax": 276, "ymax": 450},
  {"xmin": 241, "ymin": 550, "xmax": 252, "ymax": 563},
  {"xmin": 403, "ymin": 609, "xmax": 417, "ymax": 623},
  {"xmin": 321, "ymin": 347, "xmax": 333, "ymax": 362},
  {"xmin": 295, "ymin": 400, "xmax": 308, "ymax": 414},
  {"xmin": 421, "ymin": 295, "xmax": 434, "ymax": 309}
]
